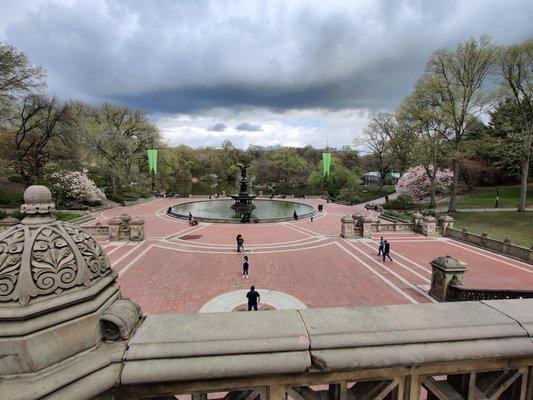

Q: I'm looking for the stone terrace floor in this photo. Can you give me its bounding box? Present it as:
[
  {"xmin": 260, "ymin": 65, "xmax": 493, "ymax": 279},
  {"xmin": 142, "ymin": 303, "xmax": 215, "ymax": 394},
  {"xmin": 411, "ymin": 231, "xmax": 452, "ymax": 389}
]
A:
[{"xmin": 86, "ymin": 198, "xmax": 533, "ymax": 314}]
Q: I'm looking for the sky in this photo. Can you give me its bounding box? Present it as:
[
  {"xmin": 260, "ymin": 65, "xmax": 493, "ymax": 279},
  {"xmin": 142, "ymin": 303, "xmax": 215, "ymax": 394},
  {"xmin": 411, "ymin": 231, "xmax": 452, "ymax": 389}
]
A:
[{"xmin": 1, "ymin": 0, "xmax": 532, "ymax": 149}]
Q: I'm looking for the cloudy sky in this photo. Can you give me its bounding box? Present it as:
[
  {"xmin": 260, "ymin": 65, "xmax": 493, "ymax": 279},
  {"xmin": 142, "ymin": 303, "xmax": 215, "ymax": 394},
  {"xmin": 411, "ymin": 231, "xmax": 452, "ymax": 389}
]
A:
[{"xmin": 1, "ymin": 0, "xmax": 531, "ymax": 149}]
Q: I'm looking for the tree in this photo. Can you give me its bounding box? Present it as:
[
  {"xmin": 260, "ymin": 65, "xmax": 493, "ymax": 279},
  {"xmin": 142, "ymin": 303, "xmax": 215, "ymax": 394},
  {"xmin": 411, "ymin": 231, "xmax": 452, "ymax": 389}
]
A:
[
  {"xmin": 268, "ymin": 148, "xmax": 311, "ymax": 192},
  {"xmin": 356, "ymin": 113, "xmax": 394, "ymax": 189},
  {"xmin": 307, "ymin": 157, "xmax": 361, "ymax": 199},
  {"xmin": 84, "ymin": 102, "xmax": 161, "ymax": 197},
  {"xmin": 395, "ymin": 165, "xmax": 453, "ymax": 201},
  {"xmin": 0, "ymin": 43, "xmax": 45, "ymax": 120},
  {"xmin": 397, "ymin": 92, "xmax": 451, "ymax": 207},
  {"xmin": 11, "ymin": 94, "xmax": 71, "ymax": 184},
  {"xmin": 418, "ymin": 36, "xmax": 496, "ymax": 212},
  {"xmin": 496, "ymin": 39, "xmax": 532, "ymax": 211}
]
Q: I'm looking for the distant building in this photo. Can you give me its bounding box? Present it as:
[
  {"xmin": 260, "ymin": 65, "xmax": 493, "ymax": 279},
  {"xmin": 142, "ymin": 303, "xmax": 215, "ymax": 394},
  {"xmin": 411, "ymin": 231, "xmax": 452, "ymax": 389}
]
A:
[{"xmin": 363, "ymin": 171, "xmax": 400, "ymax": 185}]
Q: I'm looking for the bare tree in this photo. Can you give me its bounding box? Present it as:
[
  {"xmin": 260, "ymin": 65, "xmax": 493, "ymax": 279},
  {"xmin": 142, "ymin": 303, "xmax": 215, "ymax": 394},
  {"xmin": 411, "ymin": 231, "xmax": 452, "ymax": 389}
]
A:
[
  {"xmin": 496, "ymin": 39, "xmax": 532, "ymax": 211},
  {"xmin": 0, "ymin": 43, "xmax": 45, "ymax": 120},
  {"xmin": 419, "ymin": 36, "xmax": 496, "ymax": 212},
  {"xmin": 12, "ymin": 94, "xmax": 70, "ymax": 183},
  {"xmin": 356, "ymin": 113, "xmax": 394, "ymax": 189}
]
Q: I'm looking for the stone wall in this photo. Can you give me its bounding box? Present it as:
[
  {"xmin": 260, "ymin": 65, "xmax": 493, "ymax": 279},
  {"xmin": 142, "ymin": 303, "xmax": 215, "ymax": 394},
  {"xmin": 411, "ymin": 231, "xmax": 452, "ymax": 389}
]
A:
[{"xmin": 445, "ymin": 227, "xmax": 533, "ymax": 264}]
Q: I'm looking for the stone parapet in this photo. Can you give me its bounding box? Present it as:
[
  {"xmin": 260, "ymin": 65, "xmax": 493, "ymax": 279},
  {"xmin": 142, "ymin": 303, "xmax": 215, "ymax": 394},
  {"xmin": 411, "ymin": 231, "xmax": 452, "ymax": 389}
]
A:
[
  {"xmin": 2, "ymin": 299, "xmax": 533, "ymax": 399},
  {"xmin": 445, "ymin": 227, "xmax": 532, "ymax": 264}
]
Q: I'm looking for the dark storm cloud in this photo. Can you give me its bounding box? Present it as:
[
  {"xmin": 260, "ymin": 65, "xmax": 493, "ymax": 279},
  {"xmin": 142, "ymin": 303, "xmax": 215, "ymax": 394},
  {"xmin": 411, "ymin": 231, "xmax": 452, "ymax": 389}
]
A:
[
  {"xmin": 208, "ymin": 123, "xmax": 227, "ymax": 132},
  {"xmin": 235, "ymin": 122, "xmax": 262, "ymax": 132},
  {"xmin": 2, "ymin": 0, "xmax": 532, "ymax": 114}
]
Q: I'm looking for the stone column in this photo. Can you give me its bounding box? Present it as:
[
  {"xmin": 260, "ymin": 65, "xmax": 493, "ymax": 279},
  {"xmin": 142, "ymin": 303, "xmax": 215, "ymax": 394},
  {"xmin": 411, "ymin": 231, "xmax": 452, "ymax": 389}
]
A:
[
  {"xmin": 429, "ymin": 256, "xmax": 467, "ymax": 301},
  {"xmin": 108, "ymin": 217, "xmax": 122, "ymax": 241},
  {"xmin": 438, "ymin": 215, "xmax": 454, "ymax": 236},
  {"xmin": 412, "ymin": 212, "xmax": 423, "ymax": 233},
  {"xmin": 421, "ymin": 215, "xmax": 437, "ymax": 237},
  {"xmin": 340, "ymin": 216, "xmax": 356, "ymax": 238},
  {"xmin": 361, "ymin": 216, "xmax": 374, "ymax": 239},
  {"xmin": 128, "ymin": 217, "xmax": 145, "ymax": 241}
]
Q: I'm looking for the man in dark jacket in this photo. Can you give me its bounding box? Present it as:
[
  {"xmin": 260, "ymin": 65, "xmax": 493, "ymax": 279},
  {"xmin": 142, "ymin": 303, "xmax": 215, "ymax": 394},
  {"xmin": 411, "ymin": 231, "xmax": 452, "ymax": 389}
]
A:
[
  {"xmin": 246, "ymin": 286, "xmax": 260, "ymax": 311},
  {"xmin": 383, "ymin": 240, "xmax": 393, "ymax": 262}
]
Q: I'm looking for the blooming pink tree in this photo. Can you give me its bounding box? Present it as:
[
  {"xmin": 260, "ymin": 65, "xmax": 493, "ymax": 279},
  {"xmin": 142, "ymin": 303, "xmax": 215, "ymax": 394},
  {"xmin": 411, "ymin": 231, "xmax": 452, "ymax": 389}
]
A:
[
  {"xmin": 395, "ymin": 165, "xmax": 453, "ymax": 201},
  {"xmin": 46, "ymin": 169, "xmax": 106, "ymax": 205}
]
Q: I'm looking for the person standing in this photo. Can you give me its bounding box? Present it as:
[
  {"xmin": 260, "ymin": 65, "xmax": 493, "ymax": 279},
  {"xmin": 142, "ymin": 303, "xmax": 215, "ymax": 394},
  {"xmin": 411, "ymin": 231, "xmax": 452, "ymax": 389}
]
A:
[
  {"xmin": 236, "ymin": 234, "xmax": 244, "ymax": 253},
  {"xmin": 242, "ymin": 255, "xmax": 249, "ymax": 278},
  {"xmin": 378, "ymin": 237, "xmax": 384, "ymax": 256},
  {"xmin": 383, "ymin": 240, "xmax": 393, "ymax": 262},
  {"xmin": 293, "ymin": 210, "xmax": 298, "ymax": 220},
  {"xmin": 188, "ymin": 212, "xmax": 193, "ymax": 222},
  {"xmin": 246, "ymin": 285, "xmax": 260, "ymax": 311}
]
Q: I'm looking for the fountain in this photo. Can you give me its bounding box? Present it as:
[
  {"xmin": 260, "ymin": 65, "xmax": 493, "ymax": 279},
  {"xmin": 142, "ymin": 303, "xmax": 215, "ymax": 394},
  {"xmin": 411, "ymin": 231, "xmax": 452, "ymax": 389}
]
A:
[
  {"xmin": 230, "ymin": 165, "xmax": 257, "ymax": 214},
  {"xmin": 167, "ymin": 163, "xmax": 315, "ymax": 223}
]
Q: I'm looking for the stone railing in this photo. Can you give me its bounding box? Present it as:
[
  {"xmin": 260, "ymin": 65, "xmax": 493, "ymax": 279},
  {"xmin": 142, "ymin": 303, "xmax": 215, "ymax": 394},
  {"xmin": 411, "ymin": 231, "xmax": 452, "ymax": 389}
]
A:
[
  {"xmin": 447, "ymin": 285, "xmax": 533, "ymax": 301},
  {"xmin": 83, "ymin": 223, "xmax": 111, "ymax": 236},
  {"xmin": 4, "ymin": 300, "xmax": 532, "ymax": 400},
  {"xmin": 445, "ymin": 227, "xmax": 533, "ymax": 264}
]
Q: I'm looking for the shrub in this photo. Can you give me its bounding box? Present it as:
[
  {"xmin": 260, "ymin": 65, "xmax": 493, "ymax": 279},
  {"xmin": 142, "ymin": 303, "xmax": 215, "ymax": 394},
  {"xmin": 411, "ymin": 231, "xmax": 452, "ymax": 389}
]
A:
[
  {"xmin": 382, "ymin": 194, "xmax": 416, "ymax": 210},
  {"xmin": 8, "ymin": 174, "xmax": 24, "ymax": 183},
  {"xmin": 395, "ymin": 166, "xmax": 453, "ymax": 201}
]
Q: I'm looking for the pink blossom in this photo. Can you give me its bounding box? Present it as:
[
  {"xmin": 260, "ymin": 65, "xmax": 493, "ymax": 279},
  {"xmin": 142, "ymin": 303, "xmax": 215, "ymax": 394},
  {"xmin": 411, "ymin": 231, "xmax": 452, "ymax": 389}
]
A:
[{"xmin": 395, "ymin": 166, "xmax": 453, "ymax": 201}]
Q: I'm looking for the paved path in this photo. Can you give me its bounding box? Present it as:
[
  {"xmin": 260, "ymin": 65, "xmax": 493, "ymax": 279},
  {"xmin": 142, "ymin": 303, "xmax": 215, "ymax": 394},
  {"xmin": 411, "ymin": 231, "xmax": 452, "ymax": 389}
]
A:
[{"xmin": 86, "ymin": 197, "xmax": 533, "ymax": 314}]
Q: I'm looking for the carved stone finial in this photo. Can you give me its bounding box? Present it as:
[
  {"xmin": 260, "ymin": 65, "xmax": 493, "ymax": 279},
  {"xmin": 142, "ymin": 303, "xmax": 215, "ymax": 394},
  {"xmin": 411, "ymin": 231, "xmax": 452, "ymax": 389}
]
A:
[{"xmin": 20, "ymin": 185, "xmax": 56, "ymax": 223}]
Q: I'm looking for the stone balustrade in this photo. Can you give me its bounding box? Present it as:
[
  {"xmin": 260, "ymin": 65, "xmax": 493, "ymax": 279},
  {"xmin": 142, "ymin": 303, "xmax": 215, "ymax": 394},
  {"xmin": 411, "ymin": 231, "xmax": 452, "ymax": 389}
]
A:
[
  {"xmin": 3, "ymin": 299, "xmax": 533, "ymax": 400},
  {"xmin": 445, "ymin": 226, "xmax": 533, "ymax": 264}
]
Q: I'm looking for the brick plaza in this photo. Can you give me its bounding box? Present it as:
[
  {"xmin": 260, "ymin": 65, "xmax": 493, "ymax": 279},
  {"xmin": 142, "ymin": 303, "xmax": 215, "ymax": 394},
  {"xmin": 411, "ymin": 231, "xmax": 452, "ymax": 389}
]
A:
[{"xmin": 88, "ymin": 198, "xmax": 533, "ymax": 314}]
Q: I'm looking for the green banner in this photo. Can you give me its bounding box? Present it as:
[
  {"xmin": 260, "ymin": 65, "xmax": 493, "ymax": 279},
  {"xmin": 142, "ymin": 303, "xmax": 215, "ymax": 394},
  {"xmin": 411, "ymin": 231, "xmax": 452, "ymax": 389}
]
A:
[
  {"xmin": 147, "ymin": 149, "xmax": 158, "ymax": 174},
  {"xmin": 322, "ymin": 152, "xmax": 331, "ymax": 176}
]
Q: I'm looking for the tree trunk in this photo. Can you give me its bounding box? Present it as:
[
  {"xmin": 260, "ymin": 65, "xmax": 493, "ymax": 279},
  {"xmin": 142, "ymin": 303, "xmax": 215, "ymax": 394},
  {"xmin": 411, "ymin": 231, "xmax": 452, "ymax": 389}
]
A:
[
  {"xmin": 518, "ymin": 155, "xmax": 529, "ymax": 212},
  {"xmin": 448, "ymin": 159, "xmax": 460, "ymax": 213}
]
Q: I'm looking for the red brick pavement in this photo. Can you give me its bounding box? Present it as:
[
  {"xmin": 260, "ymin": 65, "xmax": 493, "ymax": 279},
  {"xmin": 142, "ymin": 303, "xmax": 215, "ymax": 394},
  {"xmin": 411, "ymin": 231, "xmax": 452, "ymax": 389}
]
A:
[{"xmin": 84, "ymin": 197, "xmax": 532, "ymax": 314}]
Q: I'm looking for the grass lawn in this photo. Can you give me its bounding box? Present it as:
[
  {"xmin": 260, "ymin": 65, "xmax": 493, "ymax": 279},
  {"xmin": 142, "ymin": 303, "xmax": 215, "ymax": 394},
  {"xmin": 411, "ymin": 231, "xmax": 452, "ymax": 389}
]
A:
[
  {"xmin": 450, "ymin": 211, "xmax": 533, "ymax": 248},
  {"xmin": 439, "ymin": 184, "xmax": 533, "ymax": 209}
]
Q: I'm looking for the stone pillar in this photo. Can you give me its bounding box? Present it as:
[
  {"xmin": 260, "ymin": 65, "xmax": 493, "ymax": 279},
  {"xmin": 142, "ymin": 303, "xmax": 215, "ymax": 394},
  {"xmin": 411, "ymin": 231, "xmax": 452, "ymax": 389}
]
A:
[
  {"xmin": 222, "ymin": 190, "xmax": 226, "ymax": 197},
  {"xmin": 258, "ymin": 190, "xmax": 263, "ymax": 197},
  {"xmin": 340, "ymin": 216, "xmax": 356, "ymax": 238},
  {"xmin": 361, "ymin": 216, "xmax": 374, "ymax": 238},
  {"xmin": 108, "ymin": 217, "xmax": 122, "ymax": 241},
  {"xmin": 421, "ymin": 215, "xmax": 437, "ymax": 237},
  {"xmin": 412, "ymin": 212, "xmax": 423, "ymax": 233},
  {"xmin": 438, "ymin": 215, "xmax": 454, "ymax": 236},
  {"xmin": 128, "ymin": 217, "xmax": 145, "ymax": 241},
  {"xmin": 429, "ymin": 256, "xmax": 467, "ymax": 301}
]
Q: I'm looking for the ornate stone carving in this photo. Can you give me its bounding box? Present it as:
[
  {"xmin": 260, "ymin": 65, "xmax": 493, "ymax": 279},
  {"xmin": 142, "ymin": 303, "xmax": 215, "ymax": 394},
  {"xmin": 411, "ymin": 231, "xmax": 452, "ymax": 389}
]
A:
[
  {"xmin": 0, "ymin": 186, "xmax": 114, "ymax": 305},
  {"xmin": 0, "ymin": 227, "xmax": 24, "ymax": 300}
]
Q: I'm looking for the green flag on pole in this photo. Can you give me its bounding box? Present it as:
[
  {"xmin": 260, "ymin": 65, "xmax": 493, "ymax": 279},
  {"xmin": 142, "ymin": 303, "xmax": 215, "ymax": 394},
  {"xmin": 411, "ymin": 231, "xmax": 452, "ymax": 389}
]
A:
[
  {"xmin": 147, "ymin": 149, "xmax": 158, "ymax": 174},
  {"xmin": 322, "ymin": 152, "xmax": 331, "ymax": 176}
]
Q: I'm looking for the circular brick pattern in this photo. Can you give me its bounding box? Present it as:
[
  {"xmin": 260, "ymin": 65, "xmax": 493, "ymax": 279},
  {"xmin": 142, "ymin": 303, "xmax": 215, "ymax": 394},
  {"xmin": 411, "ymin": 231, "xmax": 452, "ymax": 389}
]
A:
[{"xmin": 199, "ymin": 289, "xmax": 307, "ymax": 313}]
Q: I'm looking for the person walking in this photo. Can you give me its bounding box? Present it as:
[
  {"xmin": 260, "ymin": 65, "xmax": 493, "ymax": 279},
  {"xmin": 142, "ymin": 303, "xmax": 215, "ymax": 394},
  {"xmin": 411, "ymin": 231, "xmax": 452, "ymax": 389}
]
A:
[
  {"xmin": 246, "ymin": 285, "xmax": 260, "ymax": 311},
  {"xmin": 293, "ymin": 210, "xmax": 298, "ymax": 220},
  {"xmin": 242, "ymin": 255, "xmax": 249, "ymax": 278},
  {"xmin": 188, "ymin": 212, "xmax": 193, "ymax": 223},
  {"xmin": 236, "ymin": 234, "xmax": 244, "ymax": 253},
  {"xmin": 377, "ymin": 237, "xmax": 384, "ymax": 256},
  {"xmin": 382, "ymin": 240, "xmax": 393, "ymax": 262}
]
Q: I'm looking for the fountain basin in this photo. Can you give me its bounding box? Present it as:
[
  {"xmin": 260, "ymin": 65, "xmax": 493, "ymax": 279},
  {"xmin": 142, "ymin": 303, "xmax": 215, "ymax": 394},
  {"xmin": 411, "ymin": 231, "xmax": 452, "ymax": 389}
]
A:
[{"xmin": 168, "ymin": 199, "xmax": 315, "ymax": 223}]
